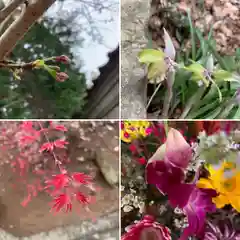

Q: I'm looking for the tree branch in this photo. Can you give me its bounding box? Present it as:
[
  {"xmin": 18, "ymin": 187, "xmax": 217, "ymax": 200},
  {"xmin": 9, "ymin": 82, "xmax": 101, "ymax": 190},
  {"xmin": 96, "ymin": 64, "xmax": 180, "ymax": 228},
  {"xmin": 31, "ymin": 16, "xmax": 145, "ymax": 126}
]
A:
[
  {"xmin": 0, "ymin": 0, "xmax": 56, "ymax": 60},
  {"xmin": 0, "ymin": 61, "xmax": 33, "ymax": 69},
  {"xmin": 0, "ymin": 0, "xmax": 25, "ymax": 24}
]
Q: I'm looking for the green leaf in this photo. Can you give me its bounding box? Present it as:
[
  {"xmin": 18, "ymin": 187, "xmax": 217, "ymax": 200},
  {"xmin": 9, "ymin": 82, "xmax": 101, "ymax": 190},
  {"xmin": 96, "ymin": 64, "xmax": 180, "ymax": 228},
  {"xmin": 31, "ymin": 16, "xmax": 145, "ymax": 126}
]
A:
[
  {"xmin": 185, "ymin": 63, "xmax": 205, "ymax": 75},
  {"xmin": 44, "ymin": 65, "xmax": 57, "ymax": 79},
  {"xmin": 233, "ymin": 106, "xmax": 240, "ymax": 119},
  {"xmin": 236, "ymin": 48, "xmax": 240, "ymax": 60},
  {"xmin": 189, "ymin": 99, "xmax": 219, "ymax": 119},
  {"xmin": 184, "ymin": 63, "xmax": 209, "ymax": 85},
  {"xmin": 205, "ymin": 54, "xmax": 214, "ymax": 72},
  {"xmin": 138, "ymin": 49, "xmax": 164, "ymax": 64},
  {"xmin": 191, "ymin": 74, "xmax": 202, "ymax": 81},
  {"xmin": 187, "ymin": 10, "xmax": 196, "ymax": 60},
  {"xmin": 209, "ymin": 78, "xmax": 222, "ymax": 102},
  {"xmin": 208, "ymin": 42, "xmax": 230, "ymax": 71},
  {"xmin": 213, "ymin": 70, "xmax": 232, "ymax": 81},
  {"xmin": 222, "ymin": 56, "xmax": 236, "ymax": 71},
  {"xmin": 195, "ymin": 29, "xmax": 207, "ymax": 58},
  {"xmin": 204, "ymin": 106, "xmax": 222, "ymax": 119}
]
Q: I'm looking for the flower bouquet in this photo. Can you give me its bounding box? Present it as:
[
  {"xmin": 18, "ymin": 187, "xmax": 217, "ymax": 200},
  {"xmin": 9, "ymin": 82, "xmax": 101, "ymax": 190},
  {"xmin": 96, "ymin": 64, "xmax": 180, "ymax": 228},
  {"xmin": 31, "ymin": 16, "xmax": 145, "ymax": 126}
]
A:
[{"xmin": 121, "ymin": 121, "xmax": 240, "ymax": 240}]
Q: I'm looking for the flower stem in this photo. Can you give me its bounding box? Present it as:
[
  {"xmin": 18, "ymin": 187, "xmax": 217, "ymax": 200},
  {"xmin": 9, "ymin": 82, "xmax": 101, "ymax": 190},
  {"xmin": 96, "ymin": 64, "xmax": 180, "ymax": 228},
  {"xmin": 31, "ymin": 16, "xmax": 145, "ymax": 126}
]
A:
[
  {"xmin": 164, "ymin": 121, "xmax": 169, "ymax": 135},
  {"xmin": 160, "ymin": 70, "xmax": 175, "ymax": 118}
]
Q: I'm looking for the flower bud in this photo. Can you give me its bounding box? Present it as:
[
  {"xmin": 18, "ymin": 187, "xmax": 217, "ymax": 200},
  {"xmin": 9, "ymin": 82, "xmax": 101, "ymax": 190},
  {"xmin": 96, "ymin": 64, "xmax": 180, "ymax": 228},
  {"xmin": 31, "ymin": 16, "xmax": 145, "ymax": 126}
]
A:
[
  {"xmin": 56, "ymin": 72, "xmax": 69, "ymax": 82},
  {"xmin": 165, "ymin": 128, "xmax": 192, "ymax": 169},
  {"xmin": 55, "ymin": 55, "xmax": 71, "ymax": 64}
]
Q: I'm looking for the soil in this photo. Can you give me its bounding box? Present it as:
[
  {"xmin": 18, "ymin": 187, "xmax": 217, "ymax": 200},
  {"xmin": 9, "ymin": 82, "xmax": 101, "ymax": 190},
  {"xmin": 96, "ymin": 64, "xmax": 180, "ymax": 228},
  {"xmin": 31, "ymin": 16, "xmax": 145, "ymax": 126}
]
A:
[
  {"xmin": 148, "ymin": 0, "xmax": 240, "ymax": 55},
  {"xmin": 0, "ymin": 121, "xmax": 119, "ymax": 237}
]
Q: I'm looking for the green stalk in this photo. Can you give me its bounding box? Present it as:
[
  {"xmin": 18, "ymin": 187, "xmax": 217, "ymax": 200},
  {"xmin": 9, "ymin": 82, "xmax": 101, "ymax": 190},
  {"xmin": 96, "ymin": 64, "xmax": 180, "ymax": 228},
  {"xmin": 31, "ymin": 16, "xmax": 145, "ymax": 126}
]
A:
[
  {"xmin": 160, "ymin": 70, "xmax": 175, "ymax": 118},
  {"xmin": 164, "ymin": 121, "xmax": 169, "ymax": 134},
  {"xmin": 187, "ymin": 10, "xmax": 196, "ymax": 61}
]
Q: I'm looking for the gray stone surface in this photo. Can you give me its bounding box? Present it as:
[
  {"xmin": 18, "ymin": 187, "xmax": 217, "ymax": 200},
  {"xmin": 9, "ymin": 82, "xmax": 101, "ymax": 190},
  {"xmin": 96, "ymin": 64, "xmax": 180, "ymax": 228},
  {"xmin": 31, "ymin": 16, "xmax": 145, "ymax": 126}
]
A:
[
  {"xmin": 0, "ymin": 212, "xmax": 119, "ymax": 240},
  {"xmin": 77, "ymin": 228, "xmax": 119, "ymax": 240},
  {"xmin": 121, "ymin": 0, "xmax": 150, "ymax": 119}
]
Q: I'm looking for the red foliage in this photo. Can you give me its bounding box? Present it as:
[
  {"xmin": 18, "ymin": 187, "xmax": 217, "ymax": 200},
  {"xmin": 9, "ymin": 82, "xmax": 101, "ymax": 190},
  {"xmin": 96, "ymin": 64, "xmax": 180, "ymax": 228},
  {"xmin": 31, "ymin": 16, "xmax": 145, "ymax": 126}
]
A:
[
  {"xmin": 52, "ymin": 194, "xmax": 72, "ymax": 213},
  {"xmin": 0, "ymin": 121, "xmax": 95, "ymax": 213}
]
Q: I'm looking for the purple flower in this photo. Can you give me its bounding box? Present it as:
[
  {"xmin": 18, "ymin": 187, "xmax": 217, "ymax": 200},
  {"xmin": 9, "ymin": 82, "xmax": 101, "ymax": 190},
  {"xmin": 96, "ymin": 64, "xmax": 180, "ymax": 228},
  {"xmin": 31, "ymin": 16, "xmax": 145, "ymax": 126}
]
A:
[
  {"xmin": 180, "ymin": 188, "xmax": 217, "ymax": 240},
  {"xmin": 204, "ymin": 218, "xmax": 240, "ymax": 240}
]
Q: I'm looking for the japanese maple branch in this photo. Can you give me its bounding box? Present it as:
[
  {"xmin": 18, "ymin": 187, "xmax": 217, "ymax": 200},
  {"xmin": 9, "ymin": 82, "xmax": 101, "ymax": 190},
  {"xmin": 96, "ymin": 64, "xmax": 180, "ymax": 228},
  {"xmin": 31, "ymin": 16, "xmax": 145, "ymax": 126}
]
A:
[
  {"xmin": 38, "ymin": 122, "xmax": 62, "ymax": 171},
  {"xmin": 0, "ymin": 0, "xmax": 56, "ymax": 60}
]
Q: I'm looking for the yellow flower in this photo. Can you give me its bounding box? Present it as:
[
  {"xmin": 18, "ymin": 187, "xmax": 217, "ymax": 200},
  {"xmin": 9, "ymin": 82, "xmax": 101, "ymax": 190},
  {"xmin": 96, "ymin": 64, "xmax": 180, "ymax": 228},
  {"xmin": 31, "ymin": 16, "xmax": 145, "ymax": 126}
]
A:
[
  {"xmin": 121, "ymin": 121, "xmax": 151, "ymax": 143},
  {"xmin": 197, "ymin": 162, "xmax": 240, "ymax": 212}
]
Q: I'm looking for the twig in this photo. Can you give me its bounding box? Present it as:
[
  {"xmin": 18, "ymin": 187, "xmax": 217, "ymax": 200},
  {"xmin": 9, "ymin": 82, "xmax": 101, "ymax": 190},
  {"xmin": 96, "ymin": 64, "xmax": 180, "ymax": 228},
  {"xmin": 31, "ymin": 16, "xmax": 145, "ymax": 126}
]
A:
[
  {"xmin": 0, "ymin": 61, "xmax": 34, "ymax": 69},
  {"xmin": 38, "ymin": 122, "xmax": 62, "ymax": 171},
  {"xmin": 146, "ymin": 82, "xmax": 162, "ymax": 110},
  {"xmin": 0, "ymin": 56, "xmax": 58, "ymax": 70}
]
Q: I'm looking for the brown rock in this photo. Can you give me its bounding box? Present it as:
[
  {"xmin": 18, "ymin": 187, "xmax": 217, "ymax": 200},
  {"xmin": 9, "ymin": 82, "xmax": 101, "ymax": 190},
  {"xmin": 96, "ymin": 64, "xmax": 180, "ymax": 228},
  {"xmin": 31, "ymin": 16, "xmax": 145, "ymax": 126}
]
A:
[{"xmin": 95, "ymin": 149, "xmax": 119, "ymax": 187}]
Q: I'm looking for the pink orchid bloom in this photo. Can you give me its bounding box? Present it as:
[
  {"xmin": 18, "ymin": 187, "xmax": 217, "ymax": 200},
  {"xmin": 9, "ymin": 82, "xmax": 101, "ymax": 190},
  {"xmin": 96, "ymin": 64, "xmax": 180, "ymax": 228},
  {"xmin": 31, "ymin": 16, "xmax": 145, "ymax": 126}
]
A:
[
  {"xmin": 145, "ymin": 128, "xmax": 217, "ymax": 239},
  {"xmin": 146, "ymin": 128, "xmax": 193, "ymax": 207},
  {"xmin": 165, "ymin": 128, "xmax": 192, "ymax": 169}
]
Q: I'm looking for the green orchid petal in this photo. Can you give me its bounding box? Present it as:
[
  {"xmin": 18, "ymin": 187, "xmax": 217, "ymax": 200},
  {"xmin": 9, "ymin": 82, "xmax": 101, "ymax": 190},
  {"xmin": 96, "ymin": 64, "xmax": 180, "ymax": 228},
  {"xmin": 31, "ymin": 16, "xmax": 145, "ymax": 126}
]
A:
[{"xmin": 138, "ymin": 49, "xmax": 165, "ymax": 64}]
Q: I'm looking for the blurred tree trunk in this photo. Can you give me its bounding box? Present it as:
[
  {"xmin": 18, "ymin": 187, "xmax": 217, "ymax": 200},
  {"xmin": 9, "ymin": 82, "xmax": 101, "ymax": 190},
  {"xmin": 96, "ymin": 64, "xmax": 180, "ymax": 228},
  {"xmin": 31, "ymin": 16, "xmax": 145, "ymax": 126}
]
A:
[{"xmin": 0, "ymin": 0, "xmax": 56, "ymax": 60}]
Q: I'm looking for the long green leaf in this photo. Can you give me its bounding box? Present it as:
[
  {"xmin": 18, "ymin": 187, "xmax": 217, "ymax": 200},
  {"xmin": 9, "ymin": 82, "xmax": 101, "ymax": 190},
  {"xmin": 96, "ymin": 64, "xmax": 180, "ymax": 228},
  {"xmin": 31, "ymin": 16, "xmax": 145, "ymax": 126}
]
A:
[{"xmin": 187, "ymin": 10, "xmax": 196, "ymax": 61}]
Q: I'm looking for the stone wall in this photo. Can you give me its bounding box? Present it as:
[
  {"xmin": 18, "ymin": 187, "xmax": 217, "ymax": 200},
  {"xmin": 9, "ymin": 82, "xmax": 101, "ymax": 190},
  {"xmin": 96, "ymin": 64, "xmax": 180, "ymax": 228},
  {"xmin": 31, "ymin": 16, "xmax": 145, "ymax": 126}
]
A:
[{"xmin": 121, "ymin": 0, "xmax": 150, "ymax": 119}]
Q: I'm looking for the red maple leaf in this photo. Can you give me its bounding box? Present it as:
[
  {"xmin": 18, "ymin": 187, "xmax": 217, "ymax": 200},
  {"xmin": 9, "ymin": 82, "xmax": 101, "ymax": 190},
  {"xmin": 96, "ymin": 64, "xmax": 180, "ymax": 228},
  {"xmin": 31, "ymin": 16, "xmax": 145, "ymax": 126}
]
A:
[
  {"xmin": 51, "ymin": 194, "xmax": 72, "ymax": 212},
  {"xmin": 20, "ymin": 121, "xmax": 33, "ymax": 131},
  {"xmin": 54, "ymin": 139, "xmax": 69, "ymax": 148},
  {"xmin": 72, "ymin": 173, "xmax": 92, "ymax": 185},
  {"xmin": 54, "ymin": 125, "xmax": 67, "ymax": 132},
  {"xmin": 19, "ymin": 135, "xmax": 37, "ymax": 146},
  {"xmin": 39, "ymin": 142, "xmax": 54, "ymax": 152},
  {"xmin": 45, "ymin": 173, "xmax": 69, "ymax": 191},
  {"xmin": 75, "ymin": 192, "xmax": 90, "ymax": 205}
]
